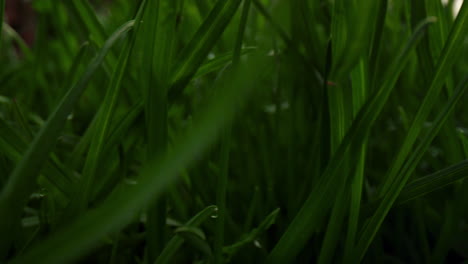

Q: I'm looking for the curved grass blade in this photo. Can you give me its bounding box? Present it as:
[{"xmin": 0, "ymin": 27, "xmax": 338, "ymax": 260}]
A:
[
  {"xmin": 0, "ymin": 20, "xmax": 136, "ymax": 258},
  {"xmin": 266, "ymin": 17, "xmax": 436, "ymax": 264}
]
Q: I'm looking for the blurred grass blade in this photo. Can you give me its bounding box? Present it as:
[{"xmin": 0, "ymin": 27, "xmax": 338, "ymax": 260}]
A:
[
  {"xmin": 9, "ymin": 54, "xmax": 270, "ymax": 264},
  {"xmin": 156, "ymin": 205, "xmax": 217, "ymax": 264},
  {"xmin": 266, "ymin": 17, "xmax": 436, "ymax": 264},
  {"xmin": 0, "ymin": 20, "xmax": 136, "ymax": 257}
]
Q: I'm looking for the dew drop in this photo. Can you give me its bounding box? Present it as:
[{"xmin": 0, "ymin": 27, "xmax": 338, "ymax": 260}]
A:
[
  {"xmin": 254, "ymin": 240, "xmax": 262, "ymax": 248},
  {"xmin": 211, "ymin": 207, "xmax": 219, "ymax": 219}
]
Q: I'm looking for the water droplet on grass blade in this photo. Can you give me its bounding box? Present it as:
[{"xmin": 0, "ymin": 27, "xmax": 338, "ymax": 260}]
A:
[
  {"xmin": 254, "ymin": 240, "xmax": 262, "ymax": 248},
  {"xmin": 211, "ymin": 207, "xmax": 219, "ymax": 218}
]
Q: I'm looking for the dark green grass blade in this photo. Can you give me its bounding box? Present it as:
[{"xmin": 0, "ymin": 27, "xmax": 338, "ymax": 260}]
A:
[
  {"xmin": 169, "ymin": 0, "xmax": 242, "ymax": 97},
  {"xmin": 155, "ymin": 206, "xmax": 217, "ymax": 264},
  {"xmin": 9, "ymin": 54, "xmax": 269, "ymax": 264},
  {"xmin": 343, "ymin": 59, "xmax": 368, "ymax": 263},
  {"xmin": 355, "ymin": 70, "xmax": 468, "ymax": 261},
  {"xmin": 141, "ymin": 0, "xmax": 177, "ymax": 261},
  {"xmin": 266, "ymin": 17, "xmax": 435, "ymax": 264},
  {"xmin": 79, "ymin": 2, "xmax": 148, "ymax": 210},
  {"xmin": 317, "ymin": 184, "xmax": 347, "ymax": 264},
  {"xmin": 0, "ymin": 20, "xmax": 136, "ymax": 257}
]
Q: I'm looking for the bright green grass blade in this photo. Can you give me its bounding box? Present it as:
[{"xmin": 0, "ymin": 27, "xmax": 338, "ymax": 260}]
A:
[
  {"xmin": 169, "ymin": 0, "xmax": 242, "ymax": 97},
  {"xmin": 79, "ymin": 2, "xmax": 148, "ymax": 210},
  {"xmin": 266, "ymin": 17, "xmax": 435, "ymax": 264},
  {"xmin": 0, "ymin": 20, "xmax": 136, "ymax": 258},
  {"xmin": 397, "ymin": 159, "xmax": 468, "ymax": 204},
  {"xmin": 355, "ymin": 72, "xmax": 468, "ymax": 261},
  {"xmin": 155, "ymin": 205, "xmax": 217, "ymax": 264},
  {"xmin": 9, "ymin": 53, "xmax": 270, "ymax": 264}
]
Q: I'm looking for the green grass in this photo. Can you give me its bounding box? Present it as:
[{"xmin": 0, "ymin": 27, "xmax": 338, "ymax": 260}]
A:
[{"xmin": 0, "ymin": 0, "xmax": 467, "ymax": 263}]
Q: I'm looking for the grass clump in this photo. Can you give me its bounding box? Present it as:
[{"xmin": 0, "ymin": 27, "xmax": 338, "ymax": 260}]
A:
[{"xmin": 0, "ymin": 0, "xmax": 467, "ymax": 263}]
